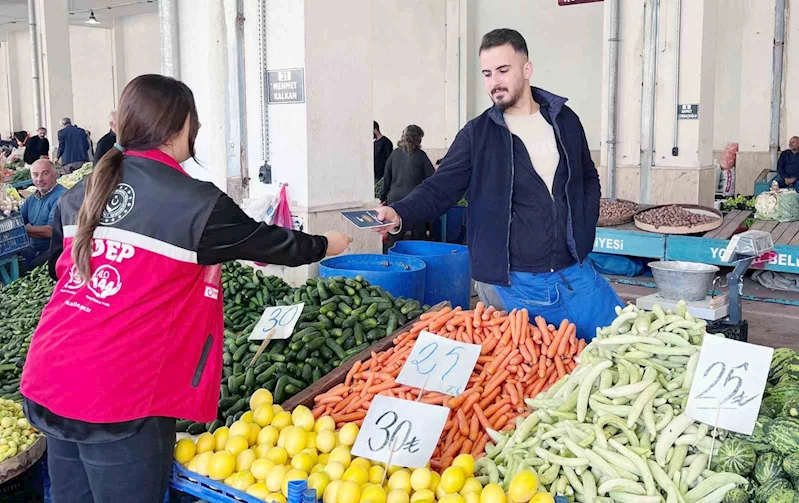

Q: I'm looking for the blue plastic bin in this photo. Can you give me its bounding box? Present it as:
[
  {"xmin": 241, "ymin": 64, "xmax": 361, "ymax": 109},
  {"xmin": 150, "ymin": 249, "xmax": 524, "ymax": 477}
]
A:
[
  {"xmin": 319, "ymin": 254, "xmax": 426, "ymax": 301},
  {"xmin": 0, "ymin": 213, "xmax": 30, "ymax": 259},
  {"xmin": 389, "ymin": 242, "xmax": 471, "ymax": 309}
]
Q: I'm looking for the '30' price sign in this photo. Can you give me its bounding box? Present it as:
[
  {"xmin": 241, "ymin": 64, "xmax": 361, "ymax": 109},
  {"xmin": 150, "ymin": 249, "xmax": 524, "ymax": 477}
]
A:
[
  {"xmin": 248, "ymin": 303, "xmax": 304, "ymax": 341},
  {"xmin": 351, "ymin": 395, "xmax": 448, "ymax": 468},
  {"xmin": 396, "ymin": 331, "xmax": 482, "ymax": 396}
]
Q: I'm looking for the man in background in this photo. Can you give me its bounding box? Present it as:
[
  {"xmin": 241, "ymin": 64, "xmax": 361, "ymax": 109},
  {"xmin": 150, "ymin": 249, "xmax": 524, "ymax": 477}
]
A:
[
  {"xmin": 373, "ymin": 121, "xmax": 393, "ymax": 181},
  {"xmin": 20, "ymin": 159, "xmax": 67, "ymax": 270},
  {"xmin": 94, "ymin": 111, "xmax": 117, "ymax": 163},
  {"xmin": 23, "ymin": 128, "xmax": 50, "ymax": 166},
  {"xmin": 776, "ymin": 136, "xmax": 799, "ymax": 188},
  {"xmin": 56, "ymin": 118, "xmax": 89, "ymax": 175}
]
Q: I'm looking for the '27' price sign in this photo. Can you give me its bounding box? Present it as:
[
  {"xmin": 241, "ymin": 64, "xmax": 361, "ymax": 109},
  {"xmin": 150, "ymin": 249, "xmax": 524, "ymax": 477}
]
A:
[
  {"xmin": 351, "ymin": 395, "xmax": 448, "ymax": 468},
  {"xmin": 248, "ymin": 303, "xmax": 305, "ymax": 341},
  {"xmin": 686, "ymin": 334, "xmax": 774, "ymax": 435},
  {"xmin": 396, "ymin": 331, "xmax": 481, "ymax": 396}
]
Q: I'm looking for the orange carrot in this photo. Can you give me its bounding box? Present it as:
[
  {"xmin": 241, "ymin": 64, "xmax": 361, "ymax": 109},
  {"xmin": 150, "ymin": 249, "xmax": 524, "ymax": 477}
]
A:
[
  {"xmin": 478, "ymin": 386, "xmax": 503, "ymax": 409},
  {"xmin": 554, "ymin": 355, "xmax": 567, "ymax": 380},
  {"xmin": 469, "ymin": 414, "xmax": 480, "ymax": 441},
  {"xmin": 332, "ymin": 411, "xmax": 366, "ymax": 423},
  {"xmin": 472, "ymin": 404, "xmax": 491, "ymax": 430},
  {"xmin": 535, "ymin": 316, "xmax": 551, "ymax": 345},
  {"xmin": 456, "ymin": 408, "xmax": 469, "ymax": 436},
  {"xmin": 483, "ymin": 397, "xmax": 511, "ymax": 418},
  {"xmin": 547, "ymin": 320, "xmax": 569, "ymax": 359}
]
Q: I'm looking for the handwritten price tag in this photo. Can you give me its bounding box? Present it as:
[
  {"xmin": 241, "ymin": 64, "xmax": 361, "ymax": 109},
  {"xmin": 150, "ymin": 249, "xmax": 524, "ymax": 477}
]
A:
[
  {"xmin": 686, "ymin": 334, "xmax": 774, "ymax": 435},
  {"xmin": 248, "ymin": 303, "xmax": 305, "ymax": 341},
  {"xmin": 351, "ymin": 395, "xmax": 448, "ymax": 468},
  {"xmin": 396, "ymin": 331, "xmax": 481, "ymax": 396}
]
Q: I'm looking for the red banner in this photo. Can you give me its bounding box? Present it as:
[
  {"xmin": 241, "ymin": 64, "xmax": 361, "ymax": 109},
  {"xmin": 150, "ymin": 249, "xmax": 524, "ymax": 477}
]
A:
[{"xmin": 558, "ymin": 0, "xmax": 603, "ymax": 5}]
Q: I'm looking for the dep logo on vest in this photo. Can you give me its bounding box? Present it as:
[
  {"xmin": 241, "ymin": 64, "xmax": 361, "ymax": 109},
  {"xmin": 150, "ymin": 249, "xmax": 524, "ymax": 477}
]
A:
[{"xmin": 100, "ymin": 183, "xmax": 135, "ymax": 225}]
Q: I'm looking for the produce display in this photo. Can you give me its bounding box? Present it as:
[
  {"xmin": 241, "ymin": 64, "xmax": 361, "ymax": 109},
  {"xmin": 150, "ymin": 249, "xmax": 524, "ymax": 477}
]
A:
[
  {"xmin": 57, "ymin": 162, "xmax": 93, "ymax": 189},
  {"xmin": 636, "ymin": 205, "xmax": 720, "ymax": 229},
  {"xmin": 599, "ymin": 199, "xmax": 638, "ymax": 221},
  {"xmin": 474, "ymin": 302, "xmax": 751, "ymax": 502},
  {"xmin": 0, "ymin": 400, "xmax": 40, "ymax": 462},
  {"xmin": 0, "ymin": 184, "xmax": 21, "ymax": 216},
  {"xmin": 311, "ymin": 304, "xmax": 585, "ymax": 471},
  {"xmin": 178, "ymin": 262, "xmax": 431, "ymax": 434},
  {"xmin": 754, "ymin": 186, "xmax": 799, "ymax": 223},
  {"xmin": 8, "ymin": 168, "xmax": 30, "ymax": 184},
  {"xmin": 721, "ymin": 195, "xmax": 756, "ymax": 212}
]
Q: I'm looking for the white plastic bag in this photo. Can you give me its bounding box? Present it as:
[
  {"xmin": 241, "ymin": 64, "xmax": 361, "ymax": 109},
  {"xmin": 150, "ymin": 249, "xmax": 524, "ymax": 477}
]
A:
[{"xmin": 241, "ymin": 190, "xmax": 282, "ymax": 225}]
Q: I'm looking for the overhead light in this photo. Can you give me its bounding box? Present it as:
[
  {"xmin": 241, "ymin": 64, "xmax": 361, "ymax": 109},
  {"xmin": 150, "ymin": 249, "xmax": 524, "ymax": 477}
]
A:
[{"xmin": 86, "ymin": 11, "xmax": 100, "ymax": 25}]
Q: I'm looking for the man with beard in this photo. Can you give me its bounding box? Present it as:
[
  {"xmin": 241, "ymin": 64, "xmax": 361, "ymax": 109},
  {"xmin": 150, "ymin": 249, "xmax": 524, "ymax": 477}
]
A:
[{"xmin": 375, "ymin": 28, "xmax": 621, "ymax": 341}]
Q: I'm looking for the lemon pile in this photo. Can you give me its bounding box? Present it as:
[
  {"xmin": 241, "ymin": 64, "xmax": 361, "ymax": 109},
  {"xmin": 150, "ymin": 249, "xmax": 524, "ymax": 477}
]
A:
[{"xmin": 0, "ymin": 399, "xmax": 40, "ymax": 462}]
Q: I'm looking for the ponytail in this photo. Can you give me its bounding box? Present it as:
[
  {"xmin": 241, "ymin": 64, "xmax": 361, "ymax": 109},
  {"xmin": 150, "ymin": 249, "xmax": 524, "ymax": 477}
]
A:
[{"xmin": 72, "ymin": 150, "xmax": 124, "ymax": 280}]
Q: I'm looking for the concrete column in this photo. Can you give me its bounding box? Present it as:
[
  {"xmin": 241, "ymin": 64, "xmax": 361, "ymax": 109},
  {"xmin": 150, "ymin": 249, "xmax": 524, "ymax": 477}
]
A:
[
  {"xmin": 0, "ymin": 41, "xmax": 11, "ymax": 136},
  {"xmin": 600, "ymin": 0, "xmax": 718, "ymax": 205},
  {"xmin": 36, "ymin": 0, "xmax": 74, "ymax": 140}
]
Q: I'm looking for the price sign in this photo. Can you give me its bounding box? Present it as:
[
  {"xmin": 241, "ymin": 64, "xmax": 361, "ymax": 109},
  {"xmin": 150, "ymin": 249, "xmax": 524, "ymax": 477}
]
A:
[
  {"xmin": 351, "ymin": 395, "xmax": 448, "ymax": 468},
  {"xmin": 249, "ymin": 303, "xmax": 304, "ymax": 341},
  {"xmin": 686, "ymin": 334, "xmax": 774, "ymax": 435},
  {"xmin": 396, "ymin": 331, "xmax": 481, "ymax": 396}
]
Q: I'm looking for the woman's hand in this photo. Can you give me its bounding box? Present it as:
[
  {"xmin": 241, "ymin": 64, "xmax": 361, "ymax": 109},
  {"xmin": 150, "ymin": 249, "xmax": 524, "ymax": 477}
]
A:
[{"xmin": 324, "ymin": 231, "xmax": 353, "ymax": 256}]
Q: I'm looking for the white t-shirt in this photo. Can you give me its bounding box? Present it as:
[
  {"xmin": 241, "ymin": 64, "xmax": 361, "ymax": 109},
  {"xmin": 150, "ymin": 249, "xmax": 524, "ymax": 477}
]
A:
[{"xmin": 504, "ymin": 111, "xmax": 559, "ymax": 194}]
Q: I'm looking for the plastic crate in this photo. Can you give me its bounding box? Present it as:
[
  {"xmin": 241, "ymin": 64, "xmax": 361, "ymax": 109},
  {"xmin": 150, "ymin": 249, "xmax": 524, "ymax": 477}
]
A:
[
  {"xmin": 0, "ymin": 213, "xmax": 30, "ymax": 259},
  {"xmin": 169, "ymin": 462, "xmax": 269, "ymax": 503}
]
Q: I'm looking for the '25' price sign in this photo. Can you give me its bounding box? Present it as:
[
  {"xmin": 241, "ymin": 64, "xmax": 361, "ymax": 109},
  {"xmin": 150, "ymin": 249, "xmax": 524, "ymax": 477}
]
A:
[
  {"xmin": 686, "ymin": 334, "xmax": 774, "ymax": 435},
  {"xmin": 351, "ymin": 395, "xmax": 449, "ymax": 468},
  {"xmin": 248, "ymin": 303, "xmax": 304, "ymax": 341},
  {"xmin": 396, "ymin": 331, "xmax": 482, "ymax": 396}
]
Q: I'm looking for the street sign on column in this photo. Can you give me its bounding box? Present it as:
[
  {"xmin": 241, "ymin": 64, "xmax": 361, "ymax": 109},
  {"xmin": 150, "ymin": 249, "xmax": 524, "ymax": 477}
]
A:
[{"xmin": 558, "ymin": 0, "xmax": 603, "ymax": 5}]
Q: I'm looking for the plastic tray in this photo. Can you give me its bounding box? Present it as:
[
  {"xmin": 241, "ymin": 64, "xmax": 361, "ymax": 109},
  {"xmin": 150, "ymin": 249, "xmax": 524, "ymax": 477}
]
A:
[
  {"xmin": 169, "ymin": 462, "xmax": 268, "ymax": 503},
  {"xmin": 0, "ymin": 213, "xmax": 29, "ymax": 259}
]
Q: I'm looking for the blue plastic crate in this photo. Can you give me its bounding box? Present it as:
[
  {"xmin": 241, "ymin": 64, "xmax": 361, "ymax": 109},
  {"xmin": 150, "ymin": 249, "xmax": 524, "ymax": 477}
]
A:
[
  {"xmin": 0, "ymin": 213, "xmax": 29, "ymax": 259},
  {"xmin": 169, "ymin": 462, "xmax": 271, "ymax": 503}
]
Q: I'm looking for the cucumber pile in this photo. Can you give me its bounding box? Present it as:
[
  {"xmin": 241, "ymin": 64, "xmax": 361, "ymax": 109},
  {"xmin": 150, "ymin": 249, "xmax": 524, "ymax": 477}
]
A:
[
  {"xmin": 177, "ymin": 262, "xmax": 430, "ymax": 434},
  {"xmin": 0, "ymin": 267, "xmax": 55, "ymax": 400}
]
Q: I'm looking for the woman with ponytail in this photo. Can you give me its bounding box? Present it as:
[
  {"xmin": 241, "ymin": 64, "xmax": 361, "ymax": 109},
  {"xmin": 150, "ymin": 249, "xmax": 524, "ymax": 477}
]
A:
[{"xmin": 20, "ymin": 74, "xmax": 351, "ymax": 502}]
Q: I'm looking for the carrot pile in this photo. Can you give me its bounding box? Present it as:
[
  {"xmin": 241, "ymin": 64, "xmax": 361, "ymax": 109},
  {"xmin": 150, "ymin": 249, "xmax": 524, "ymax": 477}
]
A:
[{"xmin": 311, "ymin": 303, "xmax": 586, "ymax": 470}]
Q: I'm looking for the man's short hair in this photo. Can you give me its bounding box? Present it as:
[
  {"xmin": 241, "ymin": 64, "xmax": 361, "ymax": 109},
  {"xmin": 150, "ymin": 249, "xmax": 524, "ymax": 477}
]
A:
[
  {"xmin": 479, "ymin": 29, "xmax": 529, "ymax": 56},
  {"xmin": 61, "ymin": 117, "xmax": 72, "ymax": 126},
  {"xmin": 374, "ymin": 121, "xmax": 380, "ymax": 131},
  {"xmin": 31, "ymin": 159, "xmax": 55, "ymax": 172},
  {"xmin": 37, "ymin": 127, "xmax": 46, "ymax": 133}
]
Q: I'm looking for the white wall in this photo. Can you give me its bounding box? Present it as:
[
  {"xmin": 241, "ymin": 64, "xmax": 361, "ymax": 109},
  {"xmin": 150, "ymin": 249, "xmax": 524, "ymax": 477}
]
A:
[
  {"xmin": 69, "ymin": 25, "xmax": 115, "ymax": 145},
  {"xmin": 11, "ymin": 30, "xmax": 34, "ymax": 132},
  {"xmin": 117, "ymin": 12, "xmax": 161, "ymax": 90},
  {"xmin": 713, "ymin": 0, "xmax": 745, "ymax": 151},
  {"xmin": 0, "ymin": 42, "xmax": 11, "ymax": 137},
  {"xmin": 783, "ymin": 0, "xmax": 799, "ymax": 146},
  {"xmin": 466, "ymin": 0, "xmax": 605, "ymax": 149}
]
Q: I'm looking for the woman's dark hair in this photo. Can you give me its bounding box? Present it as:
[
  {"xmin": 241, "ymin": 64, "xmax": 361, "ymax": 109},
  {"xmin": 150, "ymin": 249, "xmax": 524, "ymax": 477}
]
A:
[
  {"xmin": 73, "ymin": 74, "xmax": 200, "ymax": 280},
  {"xmin": 399, "ymin": 125, "xmax": 424, "ymax": 153},
  {"xmin": 479, "ymin": 28, "xmax": 528, "ymax": 56}
]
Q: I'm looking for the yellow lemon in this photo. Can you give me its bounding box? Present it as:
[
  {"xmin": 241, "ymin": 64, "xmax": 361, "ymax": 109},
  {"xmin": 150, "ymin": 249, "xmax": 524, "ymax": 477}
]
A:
[
  {"xmin": 410, "ymin": 467, "xmax": 432, "ymax": 491},
  {"xmin": 284, "ymin": 426, "xmax": 308, "ymax": 457},
  {"xmin": 440, "ymin": 494, "xmax": 466, "ymax": 503},
  {"xmin": 265, "ymin": 446, "xmax": 288, "ymax": 465},
  {"xmin": 247, "ymin": 482, "xmax": 270, "ymax": 498},
  {"xmin": 308, "ymin": 471, "xmax": 332, "ymax": 495},
  {"xmin": 272, "ymin": 411, "xmax": 293, "ymax": 430},
  {"xmin": 225, "ymin": 435, "xmax": 249, "ymax": 457},
  {"xmin": 301, "ymin": 448, "xmax": 319, "ymax": 463},
  {"xmin": 194, "ymin": 451, "xmax": 214, "ymax": 477},
  {"xmin": 429, "ymin": 472, "xmax": 441, "ymax": 493},
  {"xmin": 315, "ymin": 416, "xmax": 336, "ymax": 433},
  {"xmin": 224, "ymin": 475, "xmax": 235, "ymax": 486},
  {"xmin": 248, "ymin": 423, "xmax": 261, "ymax": 446},
  {"xmin": 528, "ymin": 495, "xmax": 554, "ymax": 503},
  {"xmin": 306, "ymin": 431, "xmax": 318, "ymax": 451},
  {"xmin": 250, "ymin": 389, "xmax": 274, "ymax": 411},
  {"xmin": 368, "ymin": 465, "xmax": 386, "ymax": 485},
  {"xmin": 311, "ymin": 464, "xmax": 325, "ymax": 474},
  {"xmin": 214, "ymin": 426, "xmax": 230, "ymax": 451},
  {"xmin": 241, "ymin": 410, "xmax": 254, "ymax": 424},
  {"xmin": 272, "ymin": 404, "xmax": 285, "ymax": 415},
  {"xmin": 387, "ymin": 489, "xmax": 411, "ymax": 503},
  {"xmin": 329, "ymin": 446, "xmax": 352, "ymax": 468},
  {"xmin": 479, "ymin": 484, "xmax": 506, "ymax": 503},
  {"xmin": 316, "ymin": 429, "xmax": 337, "ymax": 454},
  {"xmin": 460, "ymin": 478, "xmax": 482, "ymax": 496},
  {"xmin": 196, "ymin": 432, "xmax": 215, "ymax": 454},
  {"xmin": 361, "ymin": 484, "xmax": 388, "ymax": 503},
  {"xmin": 452, "ymin": 455, "xmax": 476, "ymax": 477},
  {"xmin": 437, "ymin": 485, "xmax": 449, "ymax": 500},
  {"xmin": 324, "ymin": 480, "xmax": 343, "ymax": 503},
  {"xmin": 255, "ymin": 444, "xmax": 272, "ymax": 459},
  {"xmin": 318, "ymin": 453, "xmax": 330, "ymax": 465},
  {"xmin": 281, "ymin": 468, "xmax": 309, "ymax": 498},
  {"xmin": 186, "ymin": 454, "xmax": 200, "ymax": 472},
  {"xmin": 207, "ymin": 450, "xmax": 235, "ymax": 480},
  {"xmin": 278, "ymin": 427, "xmax": 289, "ymax": 448},
  {"xmin": 410, "ymin": 489, "xmax": 435, "ymax": 503},
  {"xmin": 292, "ymin": 405, "xmax": 315, "ymax": 432},
  {"xmin": 258, "ymin": 425, "xmax": 280, "ymax": 446},
  {"xmin": 343, "ymin": 465, "xmax": 369, "ymax": 485},
  {"xmin": 254, "ymin": 404, "xmax": 276, "ymax": 428},
  {"xmin": 351, "ymin": 457, "xmax": 372, "ymax": 471},
  {"xmin": 440, "ymin": 467, "xmax": 466, "ymax": 494},
  {"xmin": 337, "ymin": 480, "xmax": 362, "ymax": 503},
  {"xmin": 269, "ymin": 493, "xmax": 288, "ymax": 503},
  {"xmin": 250, "ymin": 458, "xmax": 275, "ymax": 481},
  {"xmin": 387, "ymin": 465, "xmax": 404, "ymax": 476},
  {"xmin": 236, "ymin": 448, "xmax": 257, "ymax": 472},
  {"xmin": 174, "ymin": 438, "xmax": 196, "ymax": 464},
  {"xmin": 507, "ymin": 472, "xmax": 538, "ymax": 503},
  {"xmin": 266, "ymin": 464, "xmax": 287, "ymax": 492},
  {"xmin": 229, "ymin": 420, "xmax": 251, "ymax": 440},
  {"xmin": 231, "ymin": 470, "xmax": 256, "ymax": 491},
  {"xmin": 325, "ymin": 461, "xmax": 346, "ymax": 481},
  {"xmin": 338, "ymin": 423, "xmax": 359, "ymax": 447},
  {"xmin": 464, "ymin": 493, "xmax": 480, "ymax": 503},
  {"xmin": 292, "ymin": 452, "xmax": 315, "ymax": 474},
  {"xmin": 388, "ymin": 470, "xmax": 412, "ymax": 493}
]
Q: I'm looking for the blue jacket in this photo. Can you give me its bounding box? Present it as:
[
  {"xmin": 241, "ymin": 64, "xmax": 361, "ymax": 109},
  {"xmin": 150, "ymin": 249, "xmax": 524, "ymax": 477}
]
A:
[
  {"xmin": 392, "ymin": 87, "xmax": 601, "ymax": 286},
  {"xmin": 57, "ymin": 125, "xmax": 89, "ymax": 165}
]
